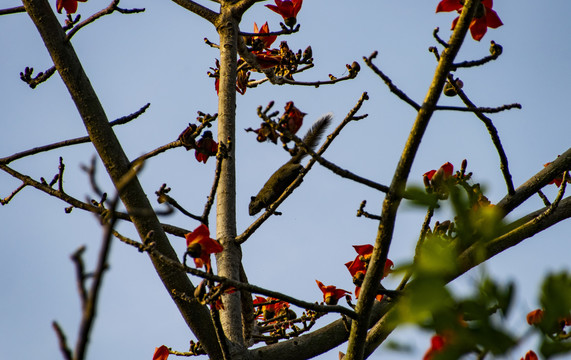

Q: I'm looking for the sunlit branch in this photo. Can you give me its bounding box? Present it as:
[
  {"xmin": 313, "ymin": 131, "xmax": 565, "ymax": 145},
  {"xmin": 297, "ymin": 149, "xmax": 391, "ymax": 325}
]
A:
[
  {"xmin": 363, "ymin": 51, "xmax": 421, "ymax": 111},
  {"xmin": 345, "ymin": 2, "xmax": 483, "ymax": 359},
  {"xmin": 356, "ymin": 200, "xmax": 382, "ymax": 221}
]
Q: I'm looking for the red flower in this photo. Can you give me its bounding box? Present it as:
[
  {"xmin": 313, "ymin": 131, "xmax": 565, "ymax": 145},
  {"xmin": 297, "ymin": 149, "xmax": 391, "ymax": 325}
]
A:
[
  {"xmin": 266, "ymin": 0, "xmax": 303, "ymax": 27},
  {"xmin": 436, "ymin": 0, "xmax": 503, "ymax": 41},
  {"xmin": 185, "ymin": 224, "xmax": 223, "ymax": 271},
  {"xmin": 253, "ymin": 296, "xmax": 290, "ymax": 321},
  {"xmin": 253, "ymin": 51, "xmax": 283, "ymax": 69},
  {"xmin": 345, "ymin": 245, "xmax": 393, "ymax": 280},
  {"xmin": 56, "ymin": 0, "xmax": 87, "ymax": 14},
  {"xmin": 520, "ymin": 350, "xmax": 538, "ymax": 360},
  {"xmin": 316, "ymin": 280, "xmax": 351, "ymax": 305},
  {"xmin": 526, "ymin": 309, "xmax": 544, "ymax": 326},
  {"xmin": 280, "ymin": 101, "xmax": 306, "ymax": 136},
  {"xmin": 195, "ymin": 131, "xmax": 218, "ymax": 164},
  {"xmin": 152, "ymin": 345, "xmax": 169, "ymax": 360},
  {"xmin": 253, "ymin": 22, "xmax": 277, "ymax": 49},
  {"xmin": 424, "ymin": 162, "xmax": 454, "ymax": 182},
  {"xmin": 423, "ymin": 334, "xmax": 446, "ymax": 360}
]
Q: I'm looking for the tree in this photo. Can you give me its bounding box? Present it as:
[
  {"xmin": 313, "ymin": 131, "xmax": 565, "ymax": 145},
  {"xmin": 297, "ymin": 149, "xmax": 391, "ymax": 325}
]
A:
[{"xmin": 1, "ymin": 1, "xmax": 570, "ymax": 359}]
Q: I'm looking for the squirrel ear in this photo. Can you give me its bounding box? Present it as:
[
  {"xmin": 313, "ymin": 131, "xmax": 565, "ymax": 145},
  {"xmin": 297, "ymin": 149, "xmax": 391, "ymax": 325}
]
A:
[{"xmin": 250, "ymin": 196, "xmax": 256, "ymax": 201}]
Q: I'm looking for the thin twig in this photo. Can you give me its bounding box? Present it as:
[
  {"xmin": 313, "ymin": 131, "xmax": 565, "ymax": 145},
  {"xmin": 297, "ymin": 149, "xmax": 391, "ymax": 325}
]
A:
[
  {"xmin": 0, "ymin": 5, "xmax": 26, "ymax": 15},
  {"xmin": 448, "ymin": 74, "xmax": 515, "ymax": 195},
  {"xmin": 434, "ymin": 103, "xmax": 521, "ymax": 113},
  {"xmin": 52, "ymin": 321, "xmax": 73, "ymax": 360},
  {"xmin": 66, "ymin": 0, "xmax": 145, "ymax": 41},
  {"xmin": 0, "ymin": 163, "xmax": 189, "ymax": 237},
  {"xmin": 364, "ymin": 51, "xmax": 421, "ymax": 111},
  {"xmin": 0, "ymin": 103, "xmax": 150, "ymax": 165}
]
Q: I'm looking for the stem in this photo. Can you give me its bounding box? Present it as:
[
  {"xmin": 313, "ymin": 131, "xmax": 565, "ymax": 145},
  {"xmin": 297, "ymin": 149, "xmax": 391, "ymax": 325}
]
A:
[
  {"xmin": 344, "ymin": 1, "xmax": 481, "ymax": 359},
  {"xmin": 214, "ymin": 3, "xmax": 245, "ymax": 352}
]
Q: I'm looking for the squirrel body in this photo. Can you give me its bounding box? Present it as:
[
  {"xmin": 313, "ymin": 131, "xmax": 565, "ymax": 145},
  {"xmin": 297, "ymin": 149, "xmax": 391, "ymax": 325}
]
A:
[{"xmin": 248, "ymin": 114, "xmax": 332, "ymax": 216}]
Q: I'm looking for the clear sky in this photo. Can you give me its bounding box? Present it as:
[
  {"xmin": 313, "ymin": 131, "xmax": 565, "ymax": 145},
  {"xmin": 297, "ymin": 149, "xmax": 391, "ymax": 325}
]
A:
[{"xmin": 1, "ymin": 1, "xmax": 570, "ymax": 359}]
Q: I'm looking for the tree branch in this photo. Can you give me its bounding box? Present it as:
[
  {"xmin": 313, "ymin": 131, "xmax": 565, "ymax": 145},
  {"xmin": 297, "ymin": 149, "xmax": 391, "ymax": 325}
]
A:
[
  {"xmin": 22, "ymin": 1, "xmax": 223, "ymax": 357},
  {"xmin": 344, "ymin": 2, "xmax": 481, "ymax": 359}
]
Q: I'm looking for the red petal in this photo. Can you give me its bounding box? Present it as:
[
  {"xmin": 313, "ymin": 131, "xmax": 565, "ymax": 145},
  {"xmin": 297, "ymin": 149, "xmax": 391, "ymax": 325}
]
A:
[
  {"xmin": 353, "ymin": 244, "xmax": 374, "ymax": 255},
  {"xmin": 485, "ymin": 8, "xmax": 503, "ymax": 29},
  {"xmin": 469, "ymin": 17, "xmax": 488, "ymax": 41},
  {"xmin": 436, "ymin": 0, "xmax": 463, "ymax": 13},
  {"xmin": 153, "ymin": 345, "xmax": 170, "ymax": 360}
]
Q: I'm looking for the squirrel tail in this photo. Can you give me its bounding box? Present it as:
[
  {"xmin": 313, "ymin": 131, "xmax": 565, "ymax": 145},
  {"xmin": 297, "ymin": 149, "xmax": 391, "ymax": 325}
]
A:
[{"xmin": 291, "ymin": 114, "xmax": 332, "ymax": 163}]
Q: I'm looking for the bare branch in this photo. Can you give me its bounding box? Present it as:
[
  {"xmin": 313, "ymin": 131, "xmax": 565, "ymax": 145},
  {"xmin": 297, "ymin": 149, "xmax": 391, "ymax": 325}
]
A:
[
  {"xmin": 363, "ymin": 51, "xmax": 421, "ymax": 111},
  {"xmin": 447, "ymin": 73, "xmax": 515, "ymax": 195},
  {"xmin": 0, "ymin": 5, "xmax": 25, "ymax": 15},
  {"xmin": 0, "ymin": 103, "xmax": 150, "ymax": 165}
]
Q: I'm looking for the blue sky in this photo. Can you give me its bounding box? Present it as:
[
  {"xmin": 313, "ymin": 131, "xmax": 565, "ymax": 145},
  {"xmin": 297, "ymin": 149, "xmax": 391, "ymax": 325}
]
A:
[{"xmin": 1, "ymin": 1, "xmax": 570, "ymax": 359}]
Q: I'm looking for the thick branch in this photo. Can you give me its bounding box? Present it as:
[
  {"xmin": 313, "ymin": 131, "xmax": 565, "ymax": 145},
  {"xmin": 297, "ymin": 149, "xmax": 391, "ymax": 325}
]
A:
[
  {"xmin": 22, "ymin": 0, "xmax": 222, "ymax": 358},
  {"xmin": 344, "ymin": 2, "xmax": 480, "ymax": 359}
]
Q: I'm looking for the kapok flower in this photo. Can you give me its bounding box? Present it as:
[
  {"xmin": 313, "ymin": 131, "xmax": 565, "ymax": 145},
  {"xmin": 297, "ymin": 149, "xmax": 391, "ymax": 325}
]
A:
[
  {"xmin": 423, "ymin": 334, "xmax": 447, "ymax": 360},
  {"xmin": 253, "ymin": 22, "xmax": 277, "ymax": 49},
  {"xmin": 316, "ymin": 280, "xmax": 351, "ymax": 305},
  {"xmin": 266, "ymin": 0, "xmax": 303, "ymax": 27},
  {"xmin": 520, "ymin": 350, "xmax": 538, "ymax": 360},
  {"xmin": 280, "ymin": 101, "xmax": 306, "ymax": 136},
  {"xmin": 152, "ymin": 345, "xmax": 170, "ymax": 360},
  {"xmin": 345, "ymin": 244, "xmax": 393, "ymax": 283},
  {"xmin": 424, "ymin": 162, "xmax": 455, "ymax": 197},
  {"xmin": 253, "ymin": 296, "xmax": 290, "ymax": 321},
  {"xmin": 526, "ymin": 309, "xmax": 544, "ymax": 326},
  {"xmin": 253, "ymin": 51, "xmax": 283, "ymax": 70},
  {"xmin": 185, "ymin": 224, "xmax": 223, "ymax": 271},
  {"xmin": 436, "ymin": 0, "xmax": 503, "ymax": 41},
  {"xmin": 195, "ymin": 131, "xmax": 218, "ymax": 164},
  {"xmin": 56, "ymin": 0, "xmax": 87, "ymax": 14},
  {"xmin": 424, "ymin": 162, "xmax": 454, "ymax": 182}
]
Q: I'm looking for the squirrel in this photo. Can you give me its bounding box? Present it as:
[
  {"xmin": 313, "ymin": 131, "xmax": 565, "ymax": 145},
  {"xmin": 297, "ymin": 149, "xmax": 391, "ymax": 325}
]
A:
[{"xmin": 248, "ymin": 114, "xmax": 332, "ymax": 216}]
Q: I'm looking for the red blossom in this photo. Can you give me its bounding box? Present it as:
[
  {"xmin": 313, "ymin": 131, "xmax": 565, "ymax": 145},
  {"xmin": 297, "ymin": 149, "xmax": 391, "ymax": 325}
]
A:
[
  {"xmin": 521, "ymin": 350, "xmax": 538, "ymax": 360},
  {"xmin": 253, "ymin": 22, "xmax": 277, "ymax": 49},
  {"xmin": 253, "ymin": 51, "xmax": 283, "ymax": 69},
  {"xmin": 315, "ymin": 280, "xmax": 351, "ymax": 305},
  {"xmin": 436, "ymin": 0, "xmax": 503, "ymax": 41},
  {"xmin": 56, "ymin": 0, "xmax": 87, "ymax": 14},
  {"xmin": 345, "ymin": 245, "xmax": 393, "ymax": 279},
  {"xmin": 265, "ymin": 0, "xmax": 303, "ymax": 27},
  {"xmin": 526, "ymin": 309, "xmax": 544, "ymax": 325},
  {"xmin": 253, "ymin": 296, "xmax": 290, "ymax": 321},
  {"xmin": 424, "ymin": 162, "xmax": 454, "ymax": 181},
  {"xmin": 280, "ymin": 101, "xmax": 306, "ymax": 135},
  {"xmin": 184, "ymin": 224, "xmax": 223, "ymax": 271},
  {"xmin": 195, "ymin": 131, "xmax": 218, "ymax": 164},
  {"xmin": 423, "ymin": 334, "xmax": 446, "ymax": 360},
  {"xmin": 152, "ymin": 345, "xmax": 169, "ymax": 360}
]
